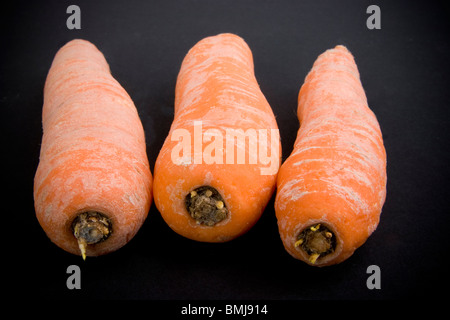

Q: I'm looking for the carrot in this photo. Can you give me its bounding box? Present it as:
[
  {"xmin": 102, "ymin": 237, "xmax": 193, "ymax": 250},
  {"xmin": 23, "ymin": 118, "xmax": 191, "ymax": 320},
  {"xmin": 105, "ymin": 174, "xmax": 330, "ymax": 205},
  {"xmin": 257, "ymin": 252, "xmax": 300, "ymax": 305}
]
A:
[
  {"xmin": 274, "ymin": 45, "xmax": 387, "ymax": 266},
  {"xmin": 153, "ymin": 33, "xmax": 280, "ymax": 243},
  {"xmin": 33, "ymin": 39, "xmax": 152, "ymax": 259}
]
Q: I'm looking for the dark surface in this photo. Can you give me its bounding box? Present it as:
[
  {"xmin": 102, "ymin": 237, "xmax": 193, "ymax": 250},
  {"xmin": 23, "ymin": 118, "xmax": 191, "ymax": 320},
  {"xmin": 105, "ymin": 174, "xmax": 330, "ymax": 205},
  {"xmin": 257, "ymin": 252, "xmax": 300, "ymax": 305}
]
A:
[{"xmin": 2, "ymin": 0, "xmax": 450, "ymax": 303}]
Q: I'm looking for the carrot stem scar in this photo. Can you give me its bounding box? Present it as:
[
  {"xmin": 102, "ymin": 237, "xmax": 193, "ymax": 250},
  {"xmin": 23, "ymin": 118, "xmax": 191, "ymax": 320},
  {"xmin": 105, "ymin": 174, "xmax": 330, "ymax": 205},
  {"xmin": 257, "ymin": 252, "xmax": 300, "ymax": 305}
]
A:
[
  {"xmin": 72, "ymin": 212, "xmax": 112, "ymax": 260},
  {"xmin": 295, "ymin": 224, "xmax": 336, "ymax": 264},
  {"xmin": 185, "ymin": 186, "xmax": 228, "ymax": 226}
]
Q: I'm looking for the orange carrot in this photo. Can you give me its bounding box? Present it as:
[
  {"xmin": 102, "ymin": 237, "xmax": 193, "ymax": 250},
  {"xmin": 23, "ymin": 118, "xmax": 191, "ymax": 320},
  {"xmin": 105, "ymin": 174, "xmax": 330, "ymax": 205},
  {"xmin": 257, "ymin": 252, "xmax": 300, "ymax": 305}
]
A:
[
  {"xmin": 274, "ymin": 45, "xmax": 387, "ymax": 266},
  {"xmin": 153, "ymin": 33, "xmax": 281, "ymax": 243},
  {"xmin": 34, "ymin": 39, "xmax": 152, "ymax": 259}
]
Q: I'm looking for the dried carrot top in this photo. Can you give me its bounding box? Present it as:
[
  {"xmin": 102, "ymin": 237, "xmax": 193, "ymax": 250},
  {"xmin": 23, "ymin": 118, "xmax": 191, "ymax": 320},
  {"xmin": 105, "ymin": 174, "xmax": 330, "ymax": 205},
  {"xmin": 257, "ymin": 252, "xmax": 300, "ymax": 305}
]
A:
[
  {"xmin": 185, "ymin": 186, "xmax": 228, "ymax": 226},
  {"xmin": 72, "ymin": 212, "xmax": 112, "ymax": 260},
  {"xmin": 295, "ymin": 224, "xmax": 336, "ymax": 264}
]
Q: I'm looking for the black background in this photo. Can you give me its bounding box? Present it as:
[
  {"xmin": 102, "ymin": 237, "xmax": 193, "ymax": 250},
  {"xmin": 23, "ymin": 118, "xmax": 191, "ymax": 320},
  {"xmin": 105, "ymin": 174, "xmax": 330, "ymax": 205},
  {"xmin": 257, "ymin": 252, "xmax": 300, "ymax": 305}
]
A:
[{"xmin": 2, "ymin": 0, "xmax": 450, "ymax": 305}]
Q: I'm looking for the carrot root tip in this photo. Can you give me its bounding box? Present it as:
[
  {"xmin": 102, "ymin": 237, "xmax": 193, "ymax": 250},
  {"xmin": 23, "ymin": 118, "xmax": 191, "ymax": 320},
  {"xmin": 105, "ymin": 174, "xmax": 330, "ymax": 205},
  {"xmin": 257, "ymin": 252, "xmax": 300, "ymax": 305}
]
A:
[
  {"xmin": 296, "ymin": 224, "xmax": 336, "ymax": 264},
  {"xmin": 77, "ymin": 238, "xmax": 87, "ymax": 260},
  {"xmin": 185, "ymin": 186, "xmax": 228, "ymax": 227},
  {"xmin": 72, "ymin": 211, "xmax": 112, "ymax": 259},
  {"xmin": 309, "ymin": 253, "xmax": 321, "ymax": 264}
]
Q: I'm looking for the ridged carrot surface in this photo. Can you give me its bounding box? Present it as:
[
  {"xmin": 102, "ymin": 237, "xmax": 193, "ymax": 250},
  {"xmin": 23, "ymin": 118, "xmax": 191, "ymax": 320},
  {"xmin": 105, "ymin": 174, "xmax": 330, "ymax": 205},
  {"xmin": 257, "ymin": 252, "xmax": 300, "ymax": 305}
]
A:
[
  {"xmin": 275, "ymin": 45, "xmax": 387, "ymax": 266},
  {"xmin": 34, "ymin": 39, "xmax": 152, "ymax": 258},
  {"xmin": 153, "ymin": 33, "xmax": 280, "ymax": 243}
]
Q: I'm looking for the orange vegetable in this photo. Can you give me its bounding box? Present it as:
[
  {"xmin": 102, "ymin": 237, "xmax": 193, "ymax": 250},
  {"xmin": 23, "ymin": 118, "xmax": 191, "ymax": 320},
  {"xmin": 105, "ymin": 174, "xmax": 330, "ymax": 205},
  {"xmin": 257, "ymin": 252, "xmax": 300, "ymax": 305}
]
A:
[
  {"xmin": 33, "ymin": 39, "xmax": 152, "ymax": 259},
  {"xmin": 275, "ymin": 45, "xmax": 387, "ymax": 266},
  {"xmin": 153, "ymin": 33, "xmax": 280, "ymax": 243}
]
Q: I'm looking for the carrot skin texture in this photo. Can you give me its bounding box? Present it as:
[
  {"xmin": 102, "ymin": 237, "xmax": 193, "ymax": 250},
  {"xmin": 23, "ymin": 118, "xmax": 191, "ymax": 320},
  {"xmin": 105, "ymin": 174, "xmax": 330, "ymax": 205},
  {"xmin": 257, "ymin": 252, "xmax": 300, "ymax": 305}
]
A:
[
  {"xmin": 275, "ymin": 45, "xmax": 387, "ymax": 266},
  {"xmin": 153, "ymin": 33, "xmax": 281, "ymax": 243},
  {"xmin": 34, "ymin": 39, "xmax": 152, "ymax": 257}
]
